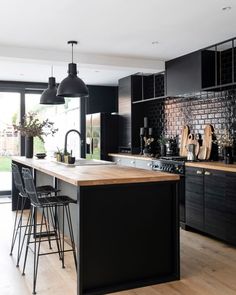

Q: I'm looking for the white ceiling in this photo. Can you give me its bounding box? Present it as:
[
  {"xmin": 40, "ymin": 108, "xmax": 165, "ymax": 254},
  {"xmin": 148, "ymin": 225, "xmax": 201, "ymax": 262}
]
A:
[{"xmin": 0, "ymin": 0, "xmax": 235, "ymax": 85}]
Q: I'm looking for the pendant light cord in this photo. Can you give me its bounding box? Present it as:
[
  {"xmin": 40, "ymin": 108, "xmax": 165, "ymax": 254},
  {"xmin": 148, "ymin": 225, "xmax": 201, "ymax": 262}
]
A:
[
  {"xmin": 51, "ymin": 65, "xmax": 53, "ymax": 77},
  {"xmin": 72, "ymin": 43, "xmax": 74, "ymax": 63}
]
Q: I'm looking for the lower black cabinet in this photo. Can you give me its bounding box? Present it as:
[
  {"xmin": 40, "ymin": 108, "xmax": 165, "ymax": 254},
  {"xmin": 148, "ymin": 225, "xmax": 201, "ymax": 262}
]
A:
[
  {"xmin": 204, "ymin": 169, "xmax": 226, "ymax": 240},
  {"xmin": 186, "ymin": 167, "xmax": 204, "ymax": 231},
  {"xmin": 186, "ymin": 167, "xmax": 236, "ymax": 246},
  {"xmin": 225, "ymin": 173, "xmax": 236, "ymax": 245}
]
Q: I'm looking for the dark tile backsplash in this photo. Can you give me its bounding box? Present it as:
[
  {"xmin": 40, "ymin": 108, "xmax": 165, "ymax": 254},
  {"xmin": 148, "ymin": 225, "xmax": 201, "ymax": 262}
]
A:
[{"xmin": 145, "ymin": 89, "xmax": 236, "ymax": 155}]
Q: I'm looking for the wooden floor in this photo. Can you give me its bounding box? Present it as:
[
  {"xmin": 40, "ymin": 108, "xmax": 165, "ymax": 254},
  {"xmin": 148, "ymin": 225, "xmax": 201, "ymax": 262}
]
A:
[{"xmin": 1, "ymin": 203, "xmax": 236, "ymax": 295}]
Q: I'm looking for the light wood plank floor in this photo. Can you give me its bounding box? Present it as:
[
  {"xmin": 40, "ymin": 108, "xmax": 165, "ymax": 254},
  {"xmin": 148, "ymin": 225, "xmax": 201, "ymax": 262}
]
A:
[{"xmin": 1, "ymin": 203, "xmax": 236, "ymax": 295}]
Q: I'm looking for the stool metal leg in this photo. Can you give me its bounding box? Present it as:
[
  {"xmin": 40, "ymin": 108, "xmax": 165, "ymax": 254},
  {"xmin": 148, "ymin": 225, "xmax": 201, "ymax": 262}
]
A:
[
  {"xmin": 49, "ymin": 206, "xmax": 62, "ymax": 260},
  {"xmin": 16, "ymin": 197, "xmax": 25, "ymax": 267},
  {"xmin": 22, "ymin": 206, "xmax": 34, "ymax": 276},
  {"xmin": 10, "ymin": 195, "xmax": 27, "ymax": 258},
  {"xmin": 16, "ymin": 207, "xmax": 31, "ymax": 267},
  {"xmin": 33, "ymin": 207, "xmax": 44, "ymax": 295},
  {"xmin": 62, "ymin": 205, "xmax": 65, "ymax": 268},
  {"xmin": 65, "ymin": 204, "xmax": 77, "ymax": 270},
  {"xmin": 44, "ymin": 208, "xmax": 52, "ymax": 250},
  {"xmin": 9, "ymin": 194, "xmax": 20, "ymax": 256},
  {"xmin": 54, "ymin": 205, "xmax": 63, "ymax": 261}
]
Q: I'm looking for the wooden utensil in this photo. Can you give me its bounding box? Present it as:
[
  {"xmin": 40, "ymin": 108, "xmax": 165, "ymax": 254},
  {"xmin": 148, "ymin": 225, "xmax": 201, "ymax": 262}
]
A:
[
  {"xmin": 198, "ymin": 146, "xmax": 208, "ymax": 160},
  {"xmin": 204, "ymin": 125, "xmax": 213, "ymax": 160},
  {"xmin": 180, "ymin": 125, "xmax": 189, "ymax": 157}
]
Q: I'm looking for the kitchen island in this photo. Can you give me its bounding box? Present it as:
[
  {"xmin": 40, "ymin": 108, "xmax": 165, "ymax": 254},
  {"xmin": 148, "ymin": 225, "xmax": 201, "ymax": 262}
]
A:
[{"xmin": 12, "ymin": 156, "xmax": 180, "ymax": 295}]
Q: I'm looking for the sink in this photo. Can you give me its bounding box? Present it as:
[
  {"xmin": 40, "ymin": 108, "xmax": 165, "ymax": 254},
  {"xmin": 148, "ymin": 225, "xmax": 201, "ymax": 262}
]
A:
[{"xmin": 54, "ymin": 158, "xmax": 116, "ymax": 167}]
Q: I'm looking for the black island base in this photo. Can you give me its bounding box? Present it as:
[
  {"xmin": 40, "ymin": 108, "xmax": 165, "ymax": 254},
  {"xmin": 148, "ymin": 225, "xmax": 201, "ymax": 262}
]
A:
[{"xmin": 77, "ymin": 181, "xmax": 180, "ymax": 295}]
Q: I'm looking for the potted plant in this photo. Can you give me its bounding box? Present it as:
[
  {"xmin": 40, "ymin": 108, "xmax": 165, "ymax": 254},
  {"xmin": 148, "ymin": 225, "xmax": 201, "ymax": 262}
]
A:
[
  {"xmin": 14, "ymin": 112, "xmax": 58, "ymax": 158},
  {"xmin": 55, "ymin": 147, "xmax": 63, "ymax": 162},
  {"xmin": 157, "ymin": 135, "xmax": 168, "ymax": 156},
  {"xmin": 217, "ymin": 129, "xmax": 234, "ymax": 164}
]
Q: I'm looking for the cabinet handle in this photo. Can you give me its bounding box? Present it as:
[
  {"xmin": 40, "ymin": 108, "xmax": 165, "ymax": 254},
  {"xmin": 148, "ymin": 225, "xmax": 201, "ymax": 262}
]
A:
[
  {"xmin": 130, "ymin": 160, "xmax": 135, "ymax": 164},
  {"xmin": 205, "ymin": 171, "xmax": 211, "ymax": 176},
  {"xmin": 196, "ymin": 170, "xmax": 203, "ymax": 175}
]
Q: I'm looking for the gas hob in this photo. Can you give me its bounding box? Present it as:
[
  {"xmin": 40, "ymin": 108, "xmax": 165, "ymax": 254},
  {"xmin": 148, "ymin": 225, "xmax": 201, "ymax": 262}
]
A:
[{"xmin": 152, "ymin": 156, "xmax": 186, "ymax": 175}]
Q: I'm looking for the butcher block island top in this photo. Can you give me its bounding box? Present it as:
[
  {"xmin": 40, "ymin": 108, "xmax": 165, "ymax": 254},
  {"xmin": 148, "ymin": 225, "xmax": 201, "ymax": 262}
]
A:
[
  {"xmin": 186, "ymin": 161, "xmax": 236, "ymax": 173},
  {"xmin": 12, "ymin": 156, "xmax": 179, "ymax": 186}
]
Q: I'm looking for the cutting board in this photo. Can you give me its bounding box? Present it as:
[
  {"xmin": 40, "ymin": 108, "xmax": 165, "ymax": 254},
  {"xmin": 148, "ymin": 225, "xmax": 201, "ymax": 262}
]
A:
[
  {"xmin": 198, "ymin": 146, "xmax": 208, "ymax": 160},
  {"xmin": 180, "ymin": 125, "xmax": 190, "ymax": 157},
  {"xmin": 187, "ymin": 134, "xmax": 200, "ymax": 156},
  {"xmin": 204, "ymin": 125, "xmax": 213, "ymax": 160}
]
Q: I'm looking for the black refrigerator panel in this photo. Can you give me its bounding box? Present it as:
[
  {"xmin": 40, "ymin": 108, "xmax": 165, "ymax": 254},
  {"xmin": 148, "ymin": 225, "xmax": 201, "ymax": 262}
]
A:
[{"xmin": 86, "ymin": 113, "xmax": 118, "ymax": 160}]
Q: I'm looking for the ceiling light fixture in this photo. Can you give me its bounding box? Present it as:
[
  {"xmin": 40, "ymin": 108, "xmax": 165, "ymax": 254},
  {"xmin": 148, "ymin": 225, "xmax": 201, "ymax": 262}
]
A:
[
  {"xmin": 40, "ymin": 66, "xmax": 65, "ymax": 105},
  {"xmin": 152, "ymin": 41, "xmax": 159, "ymax": 45},
  {"xmin": 57, "ymin": 41, "xmax": 89, "ymax": 98},
  {"xmin": 222, "ymin": 6, "xmax": 232, "ymax": 11}
]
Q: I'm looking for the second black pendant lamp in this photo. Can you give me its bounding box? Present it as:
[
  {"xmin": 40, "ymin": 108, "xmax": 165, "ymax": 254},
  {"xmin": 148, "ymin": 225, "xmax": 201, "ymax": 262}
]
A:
[
  {"xmin": 57, "ymin": 41, "xmax": 89, "ymax": 98},
  {"xmin": 40, "ymin": 66, "xmax": 65, "ymax": 105}
]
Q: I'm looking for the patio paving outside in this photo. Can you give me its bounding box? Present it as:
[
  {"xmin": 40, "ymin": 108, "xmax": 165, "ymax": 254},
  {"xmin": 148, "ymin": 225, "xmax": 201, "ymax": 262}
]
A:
[{"xmin": 0, "ymin": 172, "xmax": 11, "ymax": 191}]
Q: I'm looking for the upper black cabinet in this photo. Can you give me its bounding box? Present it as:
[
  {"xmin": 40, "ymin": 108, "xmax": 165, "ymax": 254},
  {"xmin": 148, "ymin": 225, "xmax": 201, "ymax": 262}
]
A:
[
  {"xmin": 202, "ymin": 39, "xmax": 235, "ymax": 89},
  {"xmin": 166, "ymin": 37, "xmax": 236, "ymax": 96},
  {"xmin": 118, "ymin": 76, "xmax": 132, "ymax": 151},
  {"xmin": 118, "ymin": 75, "xmax": 146, "ymax": 153},
  {"xmin": 166, "ymin": 51, "xmax": 202, "ymax": 96},
  {"xmin": 132, "ymin": 72, "xmax": 166, "ymax": 103}
]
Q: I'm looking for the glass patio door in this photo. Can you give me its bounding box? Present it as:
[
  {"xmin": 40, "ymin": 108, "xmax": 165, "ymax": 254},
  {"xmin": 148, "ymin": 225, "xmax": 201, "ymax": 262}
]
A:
[{"xmin": 0, "ymin": 92, "xmax": 21, "ymax": 196}]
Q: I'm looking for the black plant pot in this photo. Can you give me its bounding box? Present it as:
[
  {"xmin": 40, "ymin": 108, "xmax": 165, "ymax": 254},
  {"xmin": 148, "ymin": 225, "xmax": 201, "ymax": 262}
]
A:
[
  {"xmin": 160, "ymin": 144, "xmax": 166, "ymax": 157},
  {"xmin": 223, "ymin": 146, "xmax": 233, "ymax": 164},
  {"xmin": 25, "ymin": 136, "xmax": 34, "ymax": 158}
]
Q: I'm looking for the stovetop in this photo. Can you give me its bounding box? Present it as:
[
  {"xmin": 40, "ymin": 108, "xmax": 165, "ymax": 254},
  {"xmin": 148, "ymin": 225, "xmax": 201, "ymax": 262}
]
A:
[
  {"xmin": 159, "ymin": 156, "xmax": 187, "ymax": 162},
  {"xmin": 152, "ymin": 156, "xmax": 186, "ymax": 174}
]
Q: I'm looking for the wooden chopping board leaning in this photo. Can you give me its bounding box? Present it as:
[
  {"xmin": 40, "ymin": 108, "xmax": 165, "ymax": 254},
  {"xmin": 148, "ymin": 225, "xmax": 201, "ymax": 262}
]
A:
[
  {"xmin": 180, "ymin": 125, "xmax": 190, "ymax": 157},
  {"xmin": 203, "ymin": 124, "xmax": 213, "ymax": 160}
]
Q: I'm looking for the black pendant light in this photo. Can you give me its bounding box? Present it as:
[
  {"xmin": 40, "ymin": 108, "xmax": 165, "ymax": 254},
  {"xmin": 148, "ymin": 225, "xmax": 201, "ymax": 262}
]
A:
[
  {"xmin": 40, "ymin": 67, "xmax": 65, "ymax": 105},
  {"xmin": 57, "ymin": 41, "xmax": 89, "ymax": 98}
]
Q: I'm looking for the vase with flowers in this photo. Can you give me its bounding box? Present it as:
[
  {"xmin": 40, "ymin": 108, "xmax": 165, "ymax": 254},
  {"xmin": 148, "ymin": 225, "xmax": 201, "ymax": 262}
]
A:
[
  {"xmin": 14, "ymin": 112, "xmax": 58, "ymax": 158},
  {"xmin": 217, "ymin": 129, "xmax": 234, "ymax": 164},
  {"xmin": 143, "ymin": 136, "xmax": 154, "ymax": 157}
]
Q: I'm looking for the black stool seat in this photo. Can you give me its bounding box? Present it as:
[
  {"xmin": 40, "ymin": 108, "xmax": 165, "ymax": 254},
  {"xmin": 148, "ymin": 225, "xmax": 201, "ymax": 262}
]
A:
[
  {"xmin": 36, "ymin": 185, "xmax": 60, "ymax": 195},
  {"xmin": 31, "ymin": 195, "xmax": 77, "ymax": 207}
]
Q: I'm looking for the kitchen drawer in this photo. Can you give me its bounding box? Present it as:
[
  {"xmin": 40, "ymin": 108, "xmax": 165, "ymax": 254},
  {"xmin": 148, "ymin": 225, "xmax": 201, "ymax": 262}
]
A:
[
  {"xmin": 110, "ymin": 156, "xmax": 122, "ymax": 165},
  {"xmin": 120, "ymin": 158, "xmax": 136, "ymax": 167},
  {"xmin": 110, "ymin": 156, "xmax": 153, "ymax": 170},
  {"xmin": 110, "ymin": 156, "xmax": 135, "ymax": 167},
  {"xmin": 135, "ymin": 159, "xmax": 153, "ymax": 170}
]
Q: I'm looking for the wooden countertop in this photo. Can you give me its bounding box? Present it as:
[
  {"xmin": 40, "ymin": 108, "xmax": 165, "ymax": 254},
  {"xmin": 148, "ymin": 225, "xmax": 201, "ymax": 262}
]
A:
[
  {"xmin": 12, "ymin": 156, "xmax": 179, "ymax": 186},
  {"xmin": 108, "ymin": 153, "xmax": 154, "ymax": 161},
  {"xmin": 186, "ymin": 161, "xmax": 236, "ymax": 173}
]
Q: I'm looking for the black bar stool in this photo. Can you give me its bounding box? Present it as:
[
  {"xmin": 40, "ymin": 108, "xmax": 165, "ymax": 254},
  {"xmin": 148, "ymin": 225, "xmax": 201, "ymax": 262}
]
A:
[
  {"xmin": 21, "ymin": 167, "xmax": 77, "ymax": 295},
  {"xmin": 10, "ymin": 163, "xmax": 60, "ymax": 267}
]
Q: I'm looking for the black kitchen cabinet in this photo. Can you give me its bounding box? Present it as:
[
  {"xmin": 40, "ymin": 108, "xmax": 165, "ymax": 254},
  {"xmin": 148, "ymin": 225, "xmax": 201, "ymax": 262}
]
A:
[
  {"xmin": 166, "ymin": 37, "xmax": 236, "ymax": 95},
  {"xmin": 118, "ymin": 76, "xmax": 150, "ymax": 153},
  {"xmin": 166, "ymin": 51, "xmax": 202, "ymax": 96},
  {"xmin": 225, "ymin": 172, "xmax": 236, "ymax": 245},
  {"xmin": 204, "ymin": 169, "xmax": 226, "ymax": 240},
  {"xmin": 185, "ymin": 167, "xmax": 204, "ymax": 232},
  {"xmin": 131, "ymin": 73, "xmax": 166, "ymax": 103},
  {"xmin": 185, "ymin": 166, "xmax": 236, "ymax": 246},
  {"xmin": 118, "ymin": 76, "xmax": 132, "ymax": 151}
]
